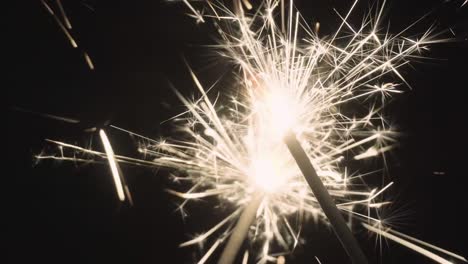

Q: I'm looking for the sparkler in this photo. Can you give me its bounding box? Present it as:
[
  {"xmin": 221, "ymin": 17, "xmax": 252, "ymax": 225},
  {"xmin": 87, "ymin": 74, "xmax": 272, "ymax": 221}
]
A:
[{"xmin": 36, "ymin": 0, "xmax": 468, "ymax": 263}]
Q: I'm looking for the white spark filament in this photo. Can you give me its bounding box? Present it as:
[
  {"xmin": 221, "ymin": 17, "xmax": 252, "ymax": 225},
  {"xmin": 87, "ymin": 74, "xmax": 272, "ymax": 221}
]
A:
[
  {"xmin": 99, "ymin": 129, "xmax": 126, "ymax": 202},
  {"xmin": 37, "ymin": 0, "xmax": 464, "ymax": 262},
  {"xmin": 364, "ymin": 223, "xmax": 466, "ymax": 264}
]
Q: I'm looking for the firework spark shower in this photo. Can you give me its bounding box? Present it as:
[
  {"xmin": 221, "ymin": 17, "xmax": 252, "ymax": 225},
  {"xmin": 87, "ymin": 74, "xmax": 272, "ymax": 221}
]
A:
[{"xmin": 9, "ymin": 0, "xmax": 468, "ymax": 263}]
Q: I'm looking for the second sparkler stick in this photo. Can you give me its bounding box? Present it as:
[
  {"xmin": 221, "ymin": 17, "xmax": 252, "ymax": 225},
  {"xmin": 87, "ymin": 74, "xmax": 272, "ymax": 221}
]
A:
[
  {"xmin": 217, "ymin": 194, "xmax": 263, "ymax": 264},
  {"xmin": 284, "ymin": 131, "xmax": 368, "ymax": 264}
]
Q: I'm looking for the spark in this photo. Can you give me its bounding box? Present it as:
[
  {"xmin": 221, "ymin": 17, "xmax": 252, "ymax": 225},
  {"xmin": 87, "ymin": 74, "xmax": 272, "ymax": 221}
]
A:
[
  {"xmin": 385, "ymin": 228, "xmax": 467, "ymax": 262},
  {"xmin": 83, "ymin": 52, "xmax": 95, "ymax": 70},
  {"xmin": 182, "ymin": 0, "xmax": 205, "ymax": 23},
  {"xmin": 241, "ymin": 0, "xmax": 253, "ymax": 10},
  {"xmin": 52, "ymin": 14, "xmax": 77, "ymax": 48},
  {"xmin": 315, "ymin": 256, "xmax": 322, "ymax": 264},
  {"xmin": 40, "ymin": 0, "xmax": 54, "ymax": 15},
  {"xmin": 12, "ymin": 106, "xmax": 81, "ymax": 124},
  {"xmin": 56, "ymin": 0, "xmax": 72, "ymax": 29},
  {"xmin": 364, "ymin": 223, "xmax": 467, "ymax": 264},
  {"xmin": 99, "ymin": 129, "xmax": 126, "ymax": 202},
  {"xmin": 40, "ymin": 0, "xmax": 78, "ymax": 49},
  {"xmin": 449, "ymin": 28, "xmax": 456, "ymax": 36},
  {"xmin": 198, "ymin": 239, "xmax": 223, "ymax": 264},
  {"xmin": 38, "ymin": 0, "xmax": 463, "ymax": 262},
  {"xmin": 40, "ymin": 0, "xmax": 97, "ymax": 69}
]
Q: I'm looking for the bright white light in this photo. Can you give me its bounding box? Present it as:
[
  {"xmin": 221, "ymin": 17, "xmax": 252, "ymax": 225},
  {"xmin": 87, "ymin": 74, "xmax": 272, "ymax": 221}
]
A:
[
  {"xmin": 250, "ymin": 157, "xmax": 285, "ymax": 192},
  {"xmin": 99, "ymin": 129, "xmax": 125, "ymax": 202},
  {"xmin": 264, "ymin": 90, "xmax": 297, "ymax": 138}
]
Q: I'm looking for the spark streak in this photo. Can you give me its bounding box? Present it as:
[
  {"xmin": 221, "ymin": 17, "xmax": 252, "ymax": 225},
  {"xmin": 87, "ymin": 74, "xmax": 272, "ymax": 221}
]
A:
[
  {"xmin": 364, "ymin": 223, "xmax": 467, "ymax": 264},
  {"xmin": 56, "ymin": 0, "xmax": 72, "ymax": 29},
  {"xmin": 99, "ymin": 129, "xmax": 126, "ymax": 202},
  {"xmin": 40, "ymin": 0, "xmax": 96, "ymax": 68},
  {"xmin": 83, "ymin": 52, "xmax": 95, "ymax": 70}
]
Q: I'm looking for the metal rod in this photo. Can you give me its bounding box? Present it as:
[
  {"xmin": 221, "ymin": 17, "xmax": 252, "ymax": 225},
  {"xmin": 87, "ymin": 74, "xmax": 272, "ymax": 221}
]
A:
[
  {"xmin": 284, "ymin": 131, "xmax": 368, "ymax": 264},
  {"xmin": 217, "ymin": 194, "xmax": 263, "ymax": 264}
]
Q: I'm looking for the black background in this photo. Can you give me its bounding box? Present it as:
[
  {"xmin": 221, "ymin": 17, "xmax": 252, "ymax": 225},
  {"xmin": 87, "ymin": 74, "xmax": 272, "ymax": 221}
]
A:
[{"xmin": 6, "ymin": 0, "xmax": 468, "ymax": 263}]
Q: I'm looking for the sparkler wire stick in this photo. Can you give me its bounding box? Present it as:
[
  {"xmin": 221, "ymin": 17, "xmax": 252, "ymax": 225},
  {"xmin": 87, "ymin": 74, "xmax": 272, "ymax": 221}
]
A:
[
  {"xmin": 284, "ymin": 131, "xmax": 368, "ymax": 264},
  {"xmin": 218, "ymin": 193, "xmax": 263, "ymax": 264}
]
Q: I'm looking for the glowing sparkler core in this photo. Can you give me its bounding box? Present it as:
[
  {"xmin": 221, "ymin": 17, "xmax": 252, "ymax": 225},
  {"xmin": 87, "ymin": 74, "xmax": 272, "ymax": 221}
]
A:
[
  {"xmin": 252, "ymin": 83, "xmax": 299, "ymax": 138},
  {"xmin": 247, "ymin": 85, "xmax": 298, "ymax": 192},
  {"xmin": 249, "ymin": 157, "xmax": 285, "ymax": 192}
]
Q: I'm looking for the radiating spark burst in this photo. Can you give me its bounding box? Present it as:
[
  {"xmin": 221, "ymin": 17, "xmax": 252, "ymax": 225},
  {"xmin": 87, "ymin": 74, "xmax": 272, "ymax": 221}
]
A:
[{"xmin": 36, "ymin": 0, "xmax": 465, "ymax": 262}]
